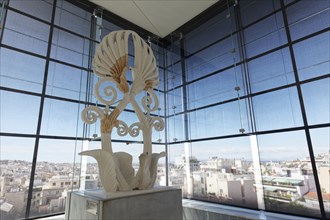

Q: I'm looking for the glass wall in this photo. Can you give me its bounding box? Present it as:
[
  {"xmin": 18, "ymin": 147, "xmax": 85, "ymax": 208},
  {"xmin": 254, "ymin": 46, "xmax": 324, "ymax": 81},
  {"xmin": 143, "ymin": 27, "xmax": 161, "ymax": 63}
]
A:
[
  {"xmin": 165, "ymin": 0, "xmax": 329, "ymax": 219},
  {"xmin": 0, "ymin": 0, "xmax": 165, "ymax": 219},
  {"xmin": 0, "ymin": 0, "xmax": 90, "ymax": 218},
  {"xmin": 1, "ymin": 0, "xmax": 329, "ymax": 219}
]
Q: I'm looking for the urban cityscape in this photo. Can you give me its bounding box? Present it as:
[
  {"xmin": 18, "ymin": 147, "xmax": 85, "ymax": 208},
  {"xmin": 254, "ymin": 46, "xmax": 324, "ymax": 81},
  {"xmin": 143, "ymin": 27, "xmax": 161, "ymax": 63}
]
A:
[{"xmin": 0, "ymin": 151, "xmax": 329, "ymax": 219}]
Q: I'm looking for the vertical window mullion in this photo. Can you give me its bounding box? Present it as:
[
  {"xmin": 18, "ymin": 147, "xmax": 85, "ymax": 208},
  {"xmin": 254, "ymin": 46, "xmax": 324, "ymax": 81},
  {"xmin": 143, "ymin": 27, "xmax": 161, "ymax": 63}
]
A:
[
  {"xmin": 279, "ymin": 0, "xmax": 326, "ymax": 218},
  {"xmin": 25, "ymin": 0, "xmax": 57, "ymax": 218}
]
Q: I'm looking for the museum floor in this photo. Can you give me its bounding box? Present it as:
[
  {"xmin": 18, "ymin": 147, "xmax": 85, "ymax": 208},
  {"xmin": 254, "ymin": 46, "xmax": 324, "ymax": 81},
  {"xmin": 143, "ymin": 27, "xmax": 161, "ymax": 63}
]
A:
[{"xmin": 36, "ymin": 199, "xmax": 318, "ymax": 220}]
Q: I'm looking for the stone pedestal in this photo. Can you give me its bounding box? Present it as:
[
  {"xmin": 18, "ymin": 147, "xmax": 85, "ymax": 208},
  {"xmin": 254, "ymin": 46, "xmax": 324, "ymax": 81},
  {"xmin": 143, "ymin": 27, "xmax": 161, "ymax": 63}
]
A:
[{"xmin": 65, "ymin": 187, "xmax": 182, "ymax": 220}]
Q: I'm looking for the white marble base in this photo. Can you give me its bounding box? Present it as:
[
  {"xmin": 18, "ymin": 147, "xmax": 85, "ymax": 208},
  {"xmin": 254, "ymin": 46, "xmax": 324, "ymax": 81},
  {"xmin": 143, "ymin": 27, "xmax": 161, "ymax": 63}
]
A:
[{"xmin": 65, "ymin": 187, "xmax": 182, "ymax": 220}]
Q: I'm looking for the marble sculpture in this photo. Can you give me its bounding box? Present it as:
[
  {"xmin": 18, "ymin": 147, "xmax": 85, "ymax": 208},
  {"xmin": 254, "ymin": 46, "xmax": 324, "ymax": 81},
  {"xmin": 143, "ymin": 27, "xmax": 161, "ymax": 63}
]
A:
[{"xmin": 79, "ymin": 30, "xmax": 165, "ymax": 192}]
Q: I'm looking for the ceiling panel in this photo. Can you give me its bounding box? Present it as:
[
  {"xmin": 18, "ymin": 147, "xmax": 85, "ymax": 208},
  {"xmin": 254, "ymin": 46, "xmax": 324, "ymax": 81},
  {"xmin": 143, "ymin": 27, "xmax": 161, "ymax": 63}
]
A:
[{"xmin": 89, "ymin": 0, "xmax": 218, "ymax": 38}]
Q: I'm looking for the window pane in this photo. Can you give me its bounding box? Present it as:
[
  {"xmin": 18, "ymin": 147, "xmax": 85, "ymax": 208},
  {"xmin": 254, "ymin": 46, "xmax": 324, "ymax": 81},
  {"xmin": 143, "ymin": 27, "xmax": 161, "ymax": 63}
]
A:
[
  {"xmin": 287, "ymin": 0, "xmax": 330, "ymax": 41},
  {"xmin": 253, "ymin": 87, "xmax": 303, "ymax": 131},
  {"xmin": 0, "ymin": 91, "xmax": 40, "ymax": 134},
  {"xmin": 186, "ymin": 35, "xmax": 240, "ymax": 82},
  {"xmin": 188, "ymin": 66, "xmax": 244, "ymax": 109},
  {"xmin": 257, "ymin": 131, "xmax": 322, "ymax": 218},
  {"xmin": 158, "ymin": 70, "xmax": 165, "ymax": 91},
  {"xmin": 243, "ymin": 12, "xmax": 287, "ymax": 59},
  {"xmin": 55, "ymin": 0, "xmax": 91, "ymax": 37},
  {"xmin": 248, "ymin": 48, "xmax": 295, "ymax": 93},
  {"xmin": 240, "ymin": 0, "xmax": 280, "ymax": 28},
  {"xmin": 3, "ymin": 10, "xmax": 49, "ymax": 55},
  {"xmin": 80, "ymin": 141, "xmax": 101, "ymax": 191},
  {"xmin": 293, "ymin": 32, "xmax": 330, "ymax": 81},
  {"xmin": 167, "ymin": 143, "xmax": 185, "ymax": 191},
  {"xmin": 51, "ymin": 28, "xmax": 90, "ymax": 68},
  {"xmin": 284, "ymin": 0, "xmax": 295, "ymax": 5},
  {"xmin": 166, "ymin": 63, "xmax": 182, "ymax": 89},
  {"xmin": 310, "ymin": 128, "xmax": 330, "ymax": 218},
  {"xmin": 0, "ymin": 137, "xmax": 35, "ymax": 220},
  {"xmin": 101, "ymin": 19, "xmax": 122, "ymax": 40},
  {"xmin": 167, "ymin": 40, "xmax": 181, "ymax": 65},
  {"xmin": 151, "ymin": 43, "xmax": 164, "ymax": 69},
  {"xmin": 167, "ymin": 87, "xmax": 183, "ymax": 114},
  {"xmin": 168, "ymin": 137, "xmax": 258, "ymax": 209},
  {"xmin": 157, "ymin": 91, "xmax": 165, "ymax": 117},
  {"xmin": 192, "ymin": 138, "xmax": 257, "ymax": 208},
  {"xmin": 29, "ymin": 139, "xmax": 82, "ymax": 217},
  {"xmin": 9, "ymin": 0, "xmax": 53, "ymax": 22},
  {"xmin": 185, "ymin": 9, "xmax": 235, "ymax": 55},
  {"xmin": 41, "ymin": 98, "xmax": 84, "ymax": 137},
  {"xmin": 167, "ymin": 115, "xmax": 185, "ymax": 143},
  {"xmin": 0, "ymin": 48, "xmax": 45, "ymax": 93},
  {"xmin": 46, "ymin": 62, "xmax": 87, "ymax": 101},
  {"xmin": 189, "ymin": 100, "xmax": 249, "ymax": 139},
  {"xmin": 302, "ymin": 79, "xmax": 330, "ymax": 125}
]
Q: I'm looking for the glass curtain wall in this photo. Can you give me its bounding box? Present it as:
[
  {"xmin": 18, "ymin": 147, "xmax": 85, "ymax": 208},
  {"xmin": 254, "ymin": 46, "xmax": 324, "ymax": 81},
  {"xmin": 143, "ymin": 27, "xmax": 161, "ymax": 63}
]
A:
[
  {"xmin": 165, "ymin": 0, "xmax": 329, "ymax": 219},
  {"xmin": 0, "ymin": 0, "xmax": 165, "ymax": 219},
  {"xmin": 0, "ymin": 0, "xmax": 329, "ymax": 219}
]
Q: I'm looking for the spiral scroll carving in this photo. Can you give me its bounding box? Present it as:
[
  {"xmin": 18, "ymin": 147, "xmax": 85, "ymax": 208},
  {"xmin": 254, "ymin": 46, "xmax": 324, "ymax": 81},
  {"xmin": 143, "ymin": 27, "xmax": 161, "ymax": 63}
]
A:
[
  {"xmin": 94, "ymin": 78, "xmax": 118, "ymax": 106},
  {"xmin": 81, "ymin": 106, "xmax": 104, "ymax": 124},
  {"xmin": 142, "ymin": 89, "xmax": 159, "ymax": 113},
  {"xmin": 116, "ymin": 120, "xmax": 129, "ymax": 136},
  {"xmin": 150, "ymin": 116, "xmax": 164, "ymax": 132},
  {"xmin": 128, "ymin": 122, "xmax": 145, "ymax": 137}
]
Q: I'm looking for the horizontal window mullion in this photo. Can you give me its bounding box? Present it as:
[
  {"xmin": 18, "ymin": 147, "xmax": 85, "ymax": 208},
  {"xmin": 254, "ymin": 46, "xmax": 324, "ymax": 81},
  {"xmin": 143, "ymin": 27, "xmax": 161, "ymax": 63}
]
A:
[
  {"xmin": 49, "ymin": 58, "xmax": 90, "ymax": 72},
  {"xmin": 0, "ymin": 43, "xmax": 47, "ymax": 59},
  {"xmin": 166, "ymin": 76, "xmax": 330, "ymax": 119},
  {"xmin": 6, "ymin": 6, "xmax": 51, "ymax": 26},
  {"xmin": 0, "ymin": 86, "xmax": 42, "ymax": 97},
  {"xmin": 168, "ymin": 124, "xmax": 330, "ymax": 145},
  {"xmin": 54, "ymin": 24, "xmax": 99, "ymax": 44}
]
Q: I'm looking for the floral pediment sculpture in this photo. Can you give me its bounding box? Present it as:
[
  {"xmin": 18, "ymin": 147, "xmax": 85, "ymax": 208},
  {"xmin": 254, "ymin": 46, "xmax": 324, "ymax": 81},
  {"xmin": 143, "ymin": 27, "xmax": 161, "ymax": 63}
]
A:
[{"xmin": 79, "ymin": 30, "xmax": 165, "ymax": 192}]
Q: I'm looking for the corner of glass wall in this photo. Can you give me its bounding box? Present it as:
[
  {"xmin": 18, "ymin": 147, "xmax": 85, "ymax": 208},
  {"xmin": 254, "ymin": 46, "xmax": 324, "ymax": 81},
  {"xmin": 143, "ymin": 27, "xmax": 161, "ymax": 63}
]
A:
[{"xmin": 163, "ymin": 0, "xmax": 330, "ymax": 219}]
